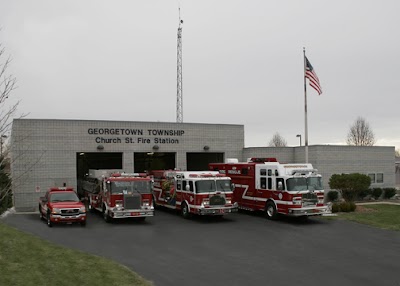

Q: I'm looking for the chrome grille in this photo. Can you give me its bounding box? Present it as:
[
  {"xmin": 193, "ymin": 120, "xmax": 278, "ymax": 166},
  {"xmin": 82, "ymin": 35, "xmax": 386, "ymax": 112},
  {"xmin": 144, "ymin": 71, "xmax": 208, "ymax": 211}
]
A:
[
  {"xmin": 124, "ymin": 194, "xmax": 141, "ymax": 209},
  {"xmin": 302, "ymin": 193, "xmax": 318, "ymax": 207},
  {"xmin": 60, "ymin": 208, "xmax": 79, "ymax": 216},
  {"xmin": 210, "ymin": 195, "xmax": 226, "ymax": 206}
]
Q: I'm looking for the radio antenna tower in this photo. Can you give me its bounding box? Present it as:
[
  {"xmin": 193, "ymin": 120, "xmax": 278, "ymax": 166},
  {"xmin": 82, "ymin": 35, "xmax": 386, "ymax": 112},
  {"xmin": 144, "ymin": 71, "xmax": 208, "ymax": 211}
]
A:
[{"xmin": 176, "ymin": 8, "xmax": 183, "ymax": 123}]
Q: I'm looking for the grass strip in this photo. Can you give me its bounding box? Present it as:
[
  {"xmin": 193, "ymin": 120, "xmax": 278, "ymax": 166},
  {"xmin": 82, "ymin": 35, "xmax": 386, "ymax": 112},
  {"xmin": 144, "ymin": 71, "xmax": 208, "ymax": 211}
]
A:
[
  {"xmin": 0, "ymin": 222, "xmax": 153, "ymax": 286},
  {"xmin": 334, "ymin": 204, "xmax": 400, "ymax": 231}
]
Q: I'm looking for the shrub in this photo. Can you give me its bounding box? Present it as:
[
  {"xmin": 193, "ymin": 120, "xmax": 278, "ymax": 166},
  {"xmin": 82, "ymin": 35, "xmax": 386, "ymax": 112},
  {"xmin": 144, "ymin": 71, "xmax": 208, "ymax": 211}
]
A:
[
  {"xmin": 372, "ymin": 188, "xmax": 383, "ymax": 200},
  {"xmin": 357, "ymin": 189, "xmax": 372, "ymax": 200},
  {"xmin": 329, "ymin": 173, "xmax": 371, "ymax": 202},
  {"xmin": 383, "ymin": 188, "xmax": 397, "ymax": 199},
  {"xmin": 348, "ymin": 201, "xmax": 356, "ymax": 212},
  {"xmin": 327, "ymin": 191, "xmax": 339, "ymax": 202},
  {"xmin": 331, "ymin": 201, "xmax": 356, "ymax": 213},
  {"xmin": 339, "ymin": 201, "xmax": 350, "ymax": 212},
  {"xmin": 331, "ymin": 202, "xmax": 340, "ymax": 213}
]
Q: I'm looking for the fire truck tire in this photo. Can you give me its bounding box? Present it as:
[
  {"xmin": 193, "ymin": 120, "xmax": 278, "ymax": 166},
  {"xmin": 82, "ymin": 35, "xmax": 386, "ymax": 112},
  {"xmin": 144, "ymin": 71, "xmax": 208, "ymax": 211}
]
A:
[
  {"xmin": 181, "ymin": 203, "xmax": 191, "ymax": 219},
  {"xmin": 46, "ymin": 212, "xmax": 53, "ymax": 227},
  {"xmin": 266, "ymin": 201, "xmax": 278, "ymax": 220},
  {"xmin": 103, "ymin": 205, "xmax": 111, "ymax": 223}
]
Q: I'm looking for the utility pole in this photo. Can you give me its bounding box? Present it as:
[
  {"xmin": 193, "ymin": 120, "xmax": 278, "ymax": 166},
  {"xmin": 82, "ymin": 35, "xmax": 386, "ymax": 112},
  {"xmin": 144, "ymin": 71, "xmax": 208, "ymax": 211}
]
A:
[{"xmin": 176, "ymin": 8, "xmax": 183, "ymax": 123}]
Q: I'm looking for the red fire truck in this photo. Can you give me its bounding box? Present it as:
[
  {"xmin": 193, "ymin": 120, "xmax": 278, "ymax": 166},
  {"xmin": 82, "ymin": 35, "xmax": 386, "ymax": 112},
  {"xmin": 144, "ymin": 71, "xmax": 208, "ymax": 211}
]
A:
[
  {"xmin": 150, "ymin": 170, "xmax": 238, "ymax": 218},
  {"xmin": 209, "ymin": 158, "xmax": 330, "ymax": 219},
  {"xmin": 83, "ymin": 170, "xmax": 154, "ymax": 222}
]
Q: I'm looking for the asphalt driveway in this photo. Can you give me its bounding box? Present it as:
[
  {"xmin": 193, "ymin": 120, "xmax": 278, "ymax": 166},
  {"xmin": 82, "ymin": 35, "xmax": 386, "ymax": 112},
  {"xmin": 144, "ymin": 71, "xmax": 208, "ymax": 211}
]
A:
[{"xmin": 2, "ymin": 210, "xmax": 400, "ymax": 286}]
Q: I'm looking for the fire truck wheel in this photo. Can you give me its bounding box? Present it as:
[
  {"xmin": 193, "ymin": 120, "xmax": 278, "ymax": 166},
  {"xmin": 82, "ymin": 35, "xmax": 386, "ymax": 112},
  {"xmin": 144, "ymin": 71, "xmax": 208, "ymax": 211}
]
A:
[
  {"xmin": 46, "ymin": 212, "xmax": 53, "ymax": 227},
  {"xmin": 181, "ymin": 203, "xmax": 191, "ymax": 219},
  {"xmin": 103, "ymin": 206, "xmax": 111, "ymax": 223},
  {"xmin": 266, "ymin": 201, "xmax": 278, "ymax": 220}
]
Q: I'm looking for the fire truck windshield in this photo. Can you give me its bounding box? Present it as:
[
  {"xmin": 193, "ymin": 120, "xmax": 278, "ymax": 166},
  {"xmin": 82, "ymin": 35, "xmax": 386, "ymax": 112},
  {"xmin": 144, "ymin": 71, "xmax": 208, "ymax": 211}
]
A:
[
  {"xmin": 50, "ymin": 192, "xmax": 79, "ymax": 202},
  {"xmin": 110, "ymin": 181, "xmax": 152, "ymax": 194},
  {"xmin": 286, "ymin": 177, "xmax": 323, "ymax": 192},
  {"xmin": 195, "ymin": 180, "xmax": 216, "ymax": 193},
  {"xmin": 195, "ymin": 179, "xmax": 231, "ymax": 193},
  {"xmin": 216, "ymin": 179, "xmax": 232, "ymax": 192}
]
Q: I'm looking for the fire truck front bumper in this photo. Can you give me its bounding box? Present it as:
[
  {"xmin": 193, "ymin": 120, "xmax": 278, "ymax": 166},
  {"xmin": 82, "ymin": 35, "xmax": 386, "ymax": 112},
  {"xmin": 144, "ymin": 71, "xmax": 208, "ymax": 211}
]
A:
[
  {"xmin": 288, "ymin": 205, "xmax": 330, "ymax": 217},
  {"xmin": 110, "ymin": 208, "xmax": 155, "ymax": 218},
  {"xmin": 197, "ymin": 205, "xmax": 238, "ymax": 216}
]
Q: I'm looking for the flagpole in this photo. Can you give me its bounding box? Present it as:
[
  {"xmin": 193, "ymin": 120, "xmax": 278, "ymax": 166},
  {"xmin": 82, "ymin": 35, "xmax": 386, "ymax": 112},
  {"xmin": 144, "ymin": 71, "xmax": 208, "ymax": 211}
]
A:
[{"xmin": 303, "ymin": 47, "xmax": 309, "ymax": 163}]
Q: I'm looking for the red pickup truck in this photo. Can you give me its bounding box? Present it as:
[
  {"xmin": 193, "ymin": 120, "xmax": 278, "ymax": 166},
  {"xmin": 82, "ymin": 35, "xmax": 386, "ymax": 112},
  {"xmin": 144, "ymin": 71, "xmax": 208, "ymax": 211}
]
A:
[{"xmin": 39, "ymin": 187, "xmax": 87, "ymax": 227}]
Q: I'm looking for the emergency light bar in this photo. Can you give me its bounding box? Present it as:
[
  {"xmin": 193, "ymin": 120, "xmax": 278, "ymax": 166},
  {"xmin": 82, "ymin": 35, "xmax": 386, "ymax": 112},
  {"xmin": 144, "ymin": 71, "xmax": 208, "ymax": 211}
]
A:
[{"xmin": 291, "ymin": 169, "xmax": 319, "ymax": 176}]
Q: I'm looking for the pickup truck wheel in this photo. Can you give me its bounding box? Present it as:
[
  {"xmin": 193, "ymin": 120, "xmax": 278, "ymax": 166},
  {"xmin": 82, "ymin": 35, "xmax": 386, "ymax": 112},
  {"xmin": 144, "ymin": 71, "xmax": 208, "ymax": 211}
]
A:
[
  {"xmin": 46, "ymin": 213, "xmax": 53, "ymax": 227},
  {"xmin": 266, "ymin": 201, "xmax": 278, "ymax": 220},
  {"xmin": 39, "ymin": 205, "xmax": 43, "ymax": 220},
  {"xmin": 181, "ymin": 203, "xmax": 191, "ymax": 219},
  {"xmin": 103, "ymin": 206, "xmax": 111, "ymax": 223}
]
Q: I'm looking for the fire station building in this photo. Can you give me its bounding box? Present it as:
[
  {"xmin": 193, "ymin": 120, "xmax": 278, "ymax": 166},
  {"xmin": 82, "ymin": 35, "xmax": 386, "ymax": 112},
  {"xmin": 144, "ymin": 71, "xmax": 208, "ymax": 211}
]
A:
[{"xmin": 10, "ymin": 118, "xmax": 395, "ymax": 212}]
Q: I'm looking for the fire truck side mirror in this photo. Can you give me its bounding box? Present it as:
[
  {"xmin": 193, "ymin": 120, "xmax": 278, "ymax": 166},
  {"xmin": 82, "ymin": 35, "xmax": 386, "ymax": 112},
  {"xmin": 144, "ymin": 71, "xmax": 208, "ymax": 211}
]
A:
[
  {"xmin": 277, "ymin": 181, "xmax": 283, "ymax": 190},
  {"xmin": 231, "ymin": 183, "xmax": 235, "ymax": 191},
  {"xmin": 185, "ymin": 185, "xmax": 191, "ymax": 192}
]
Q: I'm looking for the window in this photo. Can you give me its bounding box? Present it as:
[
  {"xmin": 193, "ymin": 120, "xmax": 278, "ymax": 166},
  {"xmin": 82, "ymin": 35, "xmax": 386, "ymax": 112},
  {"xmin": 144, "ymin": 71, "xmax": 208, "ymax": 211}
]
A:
[
  {"xmin": 260, "ymin": 178, "xmax": 266, "ymax": 189},
  {"xmin": 368, "ymin": 173, "xmax": 376, "ymax": 183},
  {"xmin": 176, "ymin": 180, "xmax": 182, "ymax": 190},
  {"xmin": 268, "ymin": 178, "xmax": 272, "ymax": 189},
  {"xmin": 276, "ymin": 178, "xmax": 285, "ymax": 190},
  {"xmin": 368, "ymin": 173, "xmax": 384, "ymax": 184},
  {"xmin": 377, "ymin": 173, "xmax": 384, "ymax": 183},
  {"xmin": 260, "ymin": 169, "xmax": 266, "ymax": 176},
  {"xmin": 268, "ymin": 169, "xmax": 272, "ymax": 176}
]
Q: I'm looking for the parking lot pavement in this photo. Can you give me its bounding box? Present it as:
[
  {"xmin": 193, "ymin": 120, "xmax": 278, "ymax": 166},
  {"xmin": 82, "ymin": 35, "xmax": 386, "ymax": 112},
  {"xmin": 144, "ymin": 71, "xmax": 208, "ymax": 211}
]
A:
[{"xmin": 3, "ymin": 210, "xmax": 400, "ymax": 286}]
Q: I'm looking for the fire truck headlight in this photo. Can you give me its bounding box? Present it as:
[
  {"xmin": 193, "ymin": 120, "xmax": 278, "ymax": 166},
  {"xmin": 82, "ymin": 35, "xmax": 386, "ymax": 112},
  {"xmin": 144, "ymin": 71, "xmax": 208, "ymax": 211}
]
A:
[
  {"xmin": 79, "ymin": 206, "xmax": 86, "ymax": 213},
  {"xmin": 115, "ymin": 200, "xmax": 123, "ymax": 209},
  {"xmin": 202, "ymin": 199, "xmax": 210, "ymax": 207},
  {"xmin": 225, "ymin": 198, "xmax": 232, "ymax": 204},
  {"xmin": 292, "ymin": 197, "xmax": 302, "ymax": 205},
  {"xmin": 318, "ymin": 198, "xmax": 324, "ymax": 204},
  {"xmin": 52, "ymin": 208, "xmax": 61, "ymax": 214},
  {"xmin": 142, "ymin": 200, "xmax": 150, "ymax": 207}
]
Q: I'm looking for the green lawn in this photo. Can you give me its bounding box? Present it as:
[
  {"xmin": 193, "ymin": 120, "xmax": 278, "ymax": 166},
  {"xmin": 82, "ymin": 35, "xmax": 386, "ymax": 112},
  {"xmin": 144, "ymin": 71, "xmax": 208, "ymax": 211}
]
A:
[
  {"xmin": 0, "ymin": 222, "xmax": 153, "ymax": 286},
  {"xmin": 332, "ymin": 204, "xmax": 400, "ymax": 231}
]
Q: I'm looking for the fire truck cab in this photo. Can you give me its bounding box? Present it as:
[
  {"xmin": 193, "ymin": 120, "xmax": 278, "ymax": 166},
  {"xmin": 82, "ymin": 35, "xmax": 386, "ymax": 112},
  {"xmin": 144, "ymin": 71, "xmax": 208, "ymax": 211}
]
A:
[
  {"xmin": 209, "ymin": 158, "xmax": 330, "ymax": 219},
  {"xmin": 150, "ymin": 170, "xmax": 238, "ymax": 218},
  {"xmin": 83, "ymin": 170, "xmax": 154, "ymax": 222}
]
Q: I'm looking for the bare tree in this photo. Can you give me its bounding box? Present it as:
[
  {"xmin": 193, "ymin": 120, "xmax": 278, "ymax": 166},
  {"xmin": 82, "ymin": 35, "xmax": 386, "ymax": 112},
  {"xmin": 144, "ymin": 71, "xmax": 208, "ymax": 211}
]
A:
[
  {"xmin": 0, "ymin": 43, "xmax": 19, "ymax": 213},
  {"xmin": 268, "ymin": 132, "xmax": 287, "ymax": 147},
  {"xmin": 0, "ymin": 45, "xmax": 18, "ymax": 134},
  {"xmin": 346, "ymin": 116, "xmax": 375, "ymax": 146}
]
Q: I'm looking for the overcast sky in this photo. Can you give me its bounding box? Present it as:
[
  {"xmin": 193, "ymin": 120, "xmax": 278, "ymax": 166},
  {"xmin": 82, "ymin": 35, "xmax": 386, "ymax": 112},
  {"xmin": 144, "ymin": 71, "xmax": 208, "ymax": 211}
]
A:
[{"xmin": 1, "ymin": 0, "xmax": 399, "ymax": 150}]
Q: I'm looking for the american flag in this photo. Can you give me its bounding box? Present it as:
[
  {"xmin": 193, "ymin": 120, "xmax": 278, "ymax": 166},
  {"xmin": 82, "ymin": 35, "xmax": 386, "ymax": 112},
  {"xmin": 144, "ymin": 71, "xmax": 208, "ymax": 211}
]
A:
[{"xmin": 305, "ymin": 57, "xmax": 322, "ymax": 95}]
